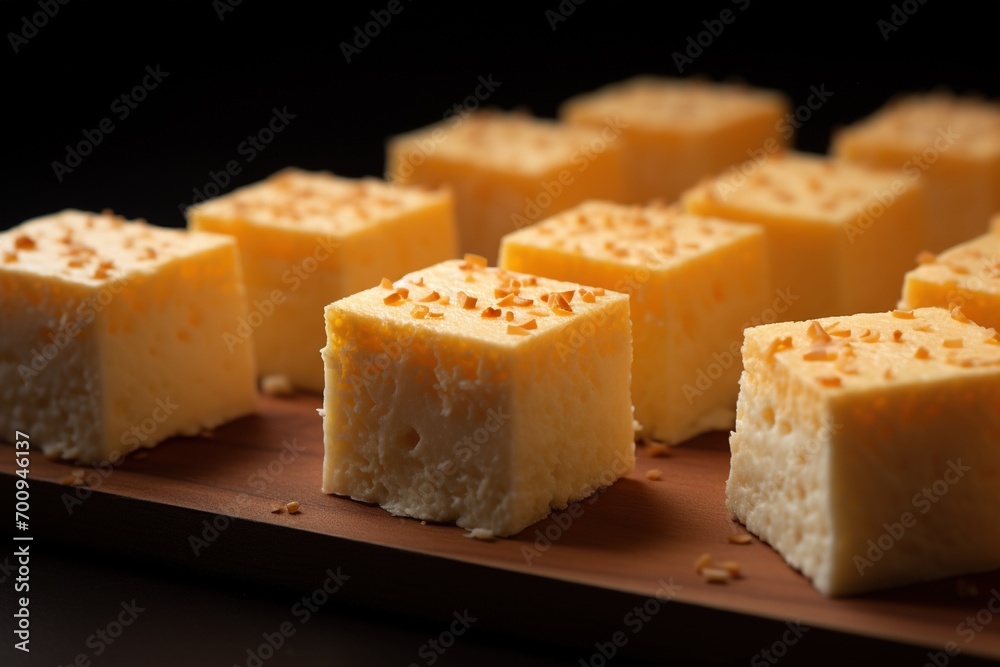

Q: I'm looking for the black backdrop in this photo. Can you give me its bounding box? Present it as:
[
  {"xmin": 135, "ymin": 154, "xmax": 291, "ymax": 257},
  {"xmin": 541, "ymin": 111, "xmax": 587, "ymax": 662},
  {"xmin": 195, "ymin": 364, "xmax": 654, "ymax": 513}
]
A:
[{"xmin": 3, "ymin": 0, "xmax": 999, "ymax": 231}]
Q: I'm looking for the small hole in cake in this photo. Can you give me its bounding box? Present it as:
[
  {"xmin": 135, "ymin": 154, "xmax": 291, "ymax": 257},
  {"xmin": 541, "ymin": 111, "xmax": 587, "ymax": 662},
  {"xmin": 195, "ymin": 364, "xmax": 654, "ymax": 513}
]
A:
[
  {"xmin": 401, "ymin": 427, "xmax": 420, "ymax": 451},
  {"xmin": 761, "ymin": 406, "xmax": 775, "ymax": 428}
]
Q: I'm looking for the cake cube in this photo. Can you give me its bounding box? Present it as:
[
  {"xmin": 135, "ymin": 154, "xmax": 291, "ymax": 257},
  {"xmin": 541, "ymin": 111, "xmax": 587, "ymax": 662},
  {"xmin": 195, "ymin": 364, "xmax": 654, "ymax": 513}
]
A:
[
  {"xmin": 498, "ymin": 201, "xmax": 770, "ymax": 444},
  {"xmin": 0, "ymin": 210, "xmax": 257, "ymax": 464},
  {"xmin": 682, "ymin": 152, "xmax": 927, "ymax": 321},
  {"xmin": 187, "ymin": 168, "xmax": 457, "ymax": 392},
  {"xmin": 322, "ymin": 258, "xmax": 635, "ymax": 536},
  {"xmin": 560, "ymin": 76, "xmax": 790, "ymax": 203},
  {"xmin": 832, "ymin": 94, "xmax": 1000, "ymax": 251},
  {"xmin": 385, "ymin": 111, "xmax": 627, "ymax": 261},
  {"xmin": 728, "ymin": 307, "xmax": 1000, "ymax": 596},
  {"xmin": 901, "ymin": 228, "xmax": 1000, "ymax": 331}
]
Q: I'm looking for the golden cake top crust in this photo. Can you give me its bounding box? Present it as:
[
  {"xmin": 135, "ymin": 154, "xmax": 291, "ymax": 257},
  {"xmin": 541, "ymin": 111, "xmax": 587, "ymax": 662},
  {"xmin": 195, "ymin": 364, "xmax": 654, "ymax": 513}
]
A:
[
  {"xmin": 189, "ymin": 168, "xmax": 451, "ymax": 236},
  {"xmin": 745, "ymin": 307, "xmax": 1000, "ymax": 391},
  {"xmin": 502, "ymin": 200, "xmax": 762, "ymax": 271},
  {"xmin": 1, "ymin": 209, "xmax": 231, "ymax": 285},
  {"xmin": 561, "ymin": 76, "xmax": 788, "ymax": 131},
  {"xmin": 327, "ymin": 257, "xmax": 627, "ymax": 347}
]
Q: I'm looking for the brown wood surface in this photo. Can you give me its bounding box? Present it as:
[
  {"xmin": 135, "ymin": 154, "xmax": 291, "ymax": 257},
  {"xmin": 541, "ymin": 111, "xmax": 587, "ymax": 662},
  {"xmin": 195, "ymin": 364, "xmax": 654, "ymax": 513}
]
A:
[{"xmin": 4, "ymin": 393, "xmax": 1000, "ymax": 662}]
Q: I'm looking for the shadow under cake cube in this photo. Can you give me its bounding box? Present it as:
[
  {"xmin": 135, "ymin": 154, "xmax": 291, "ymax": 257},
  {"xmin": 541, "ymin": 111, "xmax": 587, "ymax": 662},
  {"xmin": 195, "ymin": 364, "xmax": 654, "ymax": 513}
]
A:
[
  {"xmin": 187, "ymin": 168, "xmax": 457, "ymax": 392},
  {"xmin": 901, "ymin": 225, "xmax": 1000, "ymax": 332},
  {"xmin": 727, "ymin": 307, "xmax": 1000, "ymax": 596},
  {"xmin": 0, "ymin": 210, "xmax": 257, "ymax": 464},
  {"xmin": 322, "ymin": 258, "xmax": 635, "ymax": 536},
  {"xmin": 386, "ymin": 110, "xmax": 626, "ymax": 262},
  {"xmin": 832, "ymin": 94, "xmax": 1000, "ymax": 251},
  {"xmin": 682, "ymin": 152, "xmax": 927, "ymax": 321},
  {"xmin": 560, "ymin": 76, "xmax": 790, "ymax": 203},
  {"xmin": 499, "ymin": 201, "xmax": 770, "ymax": 445}
]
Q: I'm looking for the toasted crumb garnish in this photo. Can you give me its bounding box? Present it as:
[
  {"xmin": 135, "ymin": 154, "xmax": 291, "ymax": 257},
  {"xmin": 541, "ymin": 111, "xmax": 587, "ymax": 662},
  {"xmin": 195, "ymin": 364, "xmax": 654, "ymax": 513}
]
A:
[
  {"xmin": 806, "ymin": 321, "xmax": 831, "ymax": 343},
  {"xmin": 835, "ymin": 352, "xmax": 858, "ymax": 375},
  {"xmin": 411, "ymin": 304, "xmax": 430, "ymax": 319},
  {"xmin": 384, "ymin": 292, "xmax": 403, "ymax": 306},
  {"xmin": 859, "ymin": 329, "xmax": 880, "ymax": 343},
  {"xmin": 646, "ymin": 468, "xmax": 663, "ymax": 481},
  {"xmin": 512, "ymin": 295, "xmax": 533, "ymax": 307},
  {"xmin": 521, "ymin": 318, "xmax": 537, "ymax": 330},
  {"xmin": 892, "ymin": 309, "xmax": 915, "ymax": 319},
  {"xmin": 765, "ymin": 336, "xmax": 793, "ymax": 360},
  {"xmin": 507, "ymin": 323, "xmax": 530, "ymax": 335},
  {"xmin": 380, "ymin": 277, "xmax": 394, "ymax": 289},
  {"xmin": 140, "ymin": 247, "xmax": 157, "ymax": 260},
  {"xmin": 592, "ymin": 287, "xmax": 605, "ymax": 296},
  {"xmin": 695, "ymin": 553, "xmax": 713, "ymax": 574},
  {"xmin": 494, "ymin": 288, "xmax": 511, "ymax": 298},
  {"xmin": 481, "ymin": 307, "xmax": 501, "ymax": 318},
  {"xmin": 829, "ymin": 328, "xmax": 850, "ymax": 338},
  {"xmin": 504, "ymin": 310, "xmax": 514, "ymax": 322},
  {"xmin": 496, "ymin": 293, "xmax": 516, "ymax": 307},
  {"xmin": 285, "ymin": 501, "xmax": 301, "ymax": 514},
  {"xmin": 428, "ymin": 310, "xmax": 444, "ymax": 318},
  {"xmin": 943, "ymin": 338, "xmax": 963, "ymax": 348},
  {"xmin": 816, "ymin": 375, "xmax": 842, "ymax": 388},
  {"xmin": 395, "ymin": 287, "xmax": 409, "ymax": 299},
  {"xmin": 14, "ymin": 235, "xmax": 36, "ymax": 250},
  {"xmin": 728, "ymin": 534, "xmax": 752, "ymax": 545},
  {"xmin": 718, "ymin": 560, "xmax": 742, "ymax": 578},
  {"xmin": 260, "ymin": 374, "xmax": 294, "ymax": 396},
  {"xmin": 916, "ymin": 250, "xmax": 936, "ymax": 264},
  {"xmin": 457, "ymin": 291, "xmax": 477, "ymax": 309},
  {"xmin": 702, "ymin": 567, "xmax": 731, "ymax": 584},
  {"xmin": 437, "ymin": 295, "xmax": 450, "ymax": 306},
  {"xmin": 464, "ymin": 528, "xmax": 495, "ymax": 541},
  {"xmin": 3, "ymin": 251, "xmax": 16, "ymax": 263},
  {"xmin": 949, "ymin": 265, "xmax": 970, "ymax": 275},
  {"xmin": 647, "ymin": 442, "xmax": 670, "ymax": 458},
  {"xmin": 951, "ymin": 306, "xmax": 970, "ymax": 324},
  {"xmin": 463, "ymin": 253, "xmax": 487, "ymax": 268},
  {"xmin": 802, "ymin": 345, "xmax": 832, "ymax": 361},
  {"xmin": 580, "ymin": 289, "xmax": 596, "ymax": 303},
  {"xmin": 418, "ymin": 290, "xmax": 440, "ymax": 303},
  {"xmin": 560, "ymin": 290, "xmax": 575, "ymax": 303},
  {"xmin": 915, "ymin": 346, "xmax": 930, "ymax": 359},
  {"xmin": 270, "ymin": 505, "xmax": 285, "ymax": 514},
  {"xmin": 893, "ymin": 329, "xmax": 903, "ymax": 342},
  {"xmin": 985, "ymin": 329, "xmax": 1000, "ymax": 345}
]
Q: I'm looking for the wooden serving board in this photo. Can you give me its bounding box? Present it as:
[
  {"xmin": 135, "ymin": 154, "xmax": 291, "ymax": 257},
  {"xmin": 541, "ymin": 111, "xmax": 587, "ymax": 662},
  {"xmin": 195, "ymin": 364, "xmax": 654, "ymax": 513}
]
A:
[{"xmin": 4, "ymin": 394, "xmax": 1000, "ymax": 664}]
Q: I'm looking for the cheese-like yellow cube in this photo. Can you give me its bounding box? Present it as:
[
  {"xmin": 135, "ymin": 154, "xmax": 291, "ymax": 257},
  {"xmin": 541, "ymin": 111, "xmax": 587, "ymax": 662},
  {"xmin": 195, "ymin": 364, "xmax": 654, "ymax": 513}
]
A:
[
  {"xmin": 682, "ymin": 152, "xmax": 927, "ymax": 321},
  {"xmin": 385, "ymin": 111, "xmax": 627, "ymax": 261},
  {"xmin": 560, "ymin": 77, "xmax": 790, "ymax": 203},
  {"xmin": 901, "ymin": 228, "xmax": 1000, "ymax": 331},
  {"xmin": 728, "ymin": 308, "xmax": 1000, "ymax": 596},
  {"xmin": 322, "ymin": 258, "xmax": 635, "ymax": 536},
  {"xmin": 832, "ymin": 94, "xmax": 1000, "ymax": 251},
  {"xmin": 187, "ymin": 168, "xmax": 457, "ymax": 392},
  {"xmin": 0, "ymin": 210, "xmax": 257, "ymax": 464},
  {"xmin": 499, "ymin": 201, "xmax": 770, "ymax": 444}
]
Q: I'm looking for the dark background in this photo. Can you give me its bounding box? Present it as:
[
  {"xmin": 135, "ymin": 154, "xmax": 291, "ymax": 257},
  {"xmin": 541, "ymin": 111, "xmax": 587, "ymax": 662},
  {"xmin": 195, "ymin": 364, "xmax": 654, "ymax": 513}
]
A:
[
  {"xmin": 3, "ymin": 1, "xmax": 999, "ymax": 232},
  {"xmin": 3, "ymin": 2, "xmax": 1000, "ymax": 665}
]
